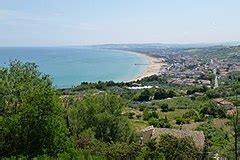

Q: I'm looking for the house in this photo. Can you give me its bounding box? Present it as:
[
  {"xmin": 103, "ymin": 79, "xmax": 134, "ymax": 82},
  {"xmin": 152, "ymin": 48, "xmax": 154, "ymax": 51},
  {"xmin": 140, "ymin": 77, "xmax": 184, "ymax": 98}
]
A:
[
  {"xmin": 213, "ymin": 98, "xmax": 235, "ymax": 110},
  {"xmin": 213, "ymin": 98, "xmax": 236, "ymax": 115},
  {"xmin": 140, "ymin": 126, "xmax": 205, "ymax": 150},
  {"xmin": 199, "ymin": 80, "xmax": 211, "ymax": 85}
]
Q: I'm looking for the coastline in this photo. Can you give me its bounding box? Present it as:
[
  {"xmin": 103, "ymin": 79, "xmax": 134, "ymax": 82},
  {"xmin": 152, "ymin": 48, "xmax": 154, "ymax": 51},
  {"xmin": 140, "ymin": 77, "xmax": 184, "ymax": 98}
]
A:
[{"xmin": 129, "ymin": 52, "xmax": 165, "ymax": 82}]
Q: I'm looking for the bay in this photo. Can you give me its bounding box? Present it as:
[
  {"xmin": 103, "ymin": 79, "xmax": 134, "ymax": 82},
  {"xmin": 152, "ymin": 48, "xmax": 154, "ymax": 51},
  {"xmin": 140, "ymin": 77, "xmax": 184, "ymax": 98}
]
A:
[{"xmin": 0, "ymin": 47, "xmax": 148, "ymax": 88}]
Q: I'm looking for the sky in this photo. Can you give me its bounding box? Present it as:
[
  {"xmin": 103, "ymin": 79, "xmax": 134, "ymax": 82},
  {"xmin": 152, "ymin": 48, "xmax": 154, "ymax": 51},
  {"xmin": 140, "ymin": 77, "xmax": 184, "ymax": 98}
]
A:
[{"xmin": 0, "ymin": 0, "xmax": 240, "ymax": 46}]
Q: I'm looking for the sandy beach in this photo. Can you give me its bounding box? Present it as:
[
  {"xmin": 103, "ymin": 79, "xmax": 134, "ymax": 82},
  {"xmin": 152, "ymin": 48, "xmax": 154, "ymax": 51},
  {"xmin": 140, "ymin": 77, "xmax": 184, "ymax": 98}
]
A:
[{"xmin": 130, "ymin": 53, "xmax": 165, "ymax": 81}]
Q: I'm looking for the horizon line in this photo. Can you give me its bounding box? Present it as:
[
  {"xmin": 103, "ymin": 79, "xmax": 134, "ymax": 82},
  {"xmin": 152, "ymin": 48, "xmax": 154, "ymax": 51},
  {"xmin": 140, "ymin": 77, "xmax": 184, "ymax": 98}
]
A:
[{"xmin": 0, "ymin": 41, "xmax": 239, "ymax": 48}]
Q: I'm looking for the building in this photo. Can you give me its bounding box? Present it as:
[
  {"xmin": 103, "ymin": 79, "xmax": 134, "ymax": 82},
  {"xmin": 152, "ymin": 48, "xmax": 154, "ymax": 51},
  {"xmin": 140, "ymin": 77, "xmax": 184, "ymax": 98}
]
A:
[
  {"xmin": 213, "ymin": 98, "xmax": 235, "ymax": 110},
  {"xmin": 140, "ymin": 126, "xmax": 205, "ymax": 150}
]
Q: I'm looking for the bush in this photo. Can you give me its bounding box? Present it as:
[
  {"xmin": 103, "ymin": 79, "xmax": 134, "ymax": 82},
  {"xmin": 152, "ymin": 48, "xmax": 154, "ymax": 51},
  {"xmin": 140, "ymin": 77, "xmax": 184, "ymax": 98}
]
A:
[
  {"xmin": 175, "ymin": 117, "xmax": 190, "ymax": 125},
  {"xmin": 143, "ymin": 109, "xmax": 150, "ymax": 121},
  {"xmin": 143, "ymin": 110, "xmax": 159, "ymax": 121},
  {"xmin": 139, "ymin": 105, "xmax": 145, "ymax": 111},
  {"xmin": 182, "ymin": 109, "xmax": 201, "ymax": 122},
  {"xmin": 206, "ymin": 89, "xmax": 221, "ymax": 98},
  {"xmin": 136, "ymin": 114, "xmax": 142, "ymax": 119},
  {"xmin": 199, "ymin": 101, "xmax": 226, "ymax": 118},
  {"xmin": 158, "ymin": 134, "xmax": 200, "ymax": 159},
  {"xmin": 196, "ymin": 121, "xmax": 232, "ymax": 157},
  {"xmin": 148, "ymin": 118, "xmax": 160, "ymax": 127},
  {"xmin": 148, "ymin": 117, "xmax": 171, "ymax": 128},
  {"xmin": 153, "ymin": 88, "xmax": 176, "ymax": 100},
  {"xmin": 86, "ymin": 140, "xmax": 141, "ymax": 159},
  {"xmin": 127, "ymin": 112, "xmax": 135, "ymax": 119},
  {"xmin": 136, "ymin": 89, "xmax": 152, "ymax": 102},
  {"xmin": 160, "ymin": 103, "xmax": 175, "ymax": 112},
  {"xmin": 158, "ymin": 117, "xmax": 171, "ymax": 128}
]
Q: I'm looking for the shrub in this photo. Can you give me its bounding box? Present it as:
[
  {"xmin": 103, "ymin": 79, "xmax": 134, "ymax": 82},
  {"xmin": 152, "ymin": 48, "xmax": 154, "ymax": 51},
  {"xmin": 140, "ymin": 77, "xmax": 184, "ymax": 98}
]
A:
[
  {"xmin": 160, "ymin": 103, "xmax": 169, "ymax": 112},
  {"xmin": 136, "ymin": 114, "xmax": 142, "ymax": 119},
  {"xmin": 175, "ymin": 117, "xmax": 190, "ymax": 125},
  {"xmin": 148, "ymin": 117, "xmax": 171, "ymax": 128},
  {"xmin": 137, "ymin": 89, "xmax": 152, "ymax": 102},
  {"xmin": 139, "ymin": 105, "xmax": 145, "ymax": 111},
  {"xmin": 182, "ymin": 109, "xmax": 201, "ymax": 122},
  {"xmin": 143, "ymin": 110, "xmax": 159, "ymax": 121},
  {"xmin": 199, "ymin": 101, "xmax": 226, "ymax": 118},
  {"xmin": 158, "ymin": 117, "xmax": 171, "ymax": 128},
  {"xmin": 148, "ymin": 118, "xmax": 160, "ymax": 127}
]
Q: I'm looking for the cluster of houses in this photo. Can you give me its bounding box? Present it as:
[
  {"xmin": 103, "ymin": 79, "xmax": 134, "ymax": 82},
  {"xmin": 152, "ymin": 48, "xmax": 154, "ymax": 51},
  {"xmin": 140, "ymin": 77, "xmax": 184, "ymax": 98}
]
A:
[
  {"xmin": 158, "ymin": 54, "xmax": 239, "ymax": 87},
  {"xmin": 167, "ymin": 78, "xmax": 211, "ymax": 87}
]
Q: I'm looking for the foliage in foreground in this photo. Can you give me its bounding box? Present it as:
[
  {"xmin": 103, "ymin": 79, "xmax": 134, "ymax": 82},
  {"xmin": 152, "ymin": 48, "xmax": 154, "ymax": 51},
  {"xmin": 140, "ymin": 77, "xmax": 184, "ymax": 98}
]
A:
[
  {"xmin": 66, "ymin": 94, "xmax": 135, "ymax": 144},
  {"xmin": 1, "ymin": 61, "xmax": 73, "ymax": 157},
  {"xmin": 1, "ymin": 61, "xmax": 238, "ymax": 159}
]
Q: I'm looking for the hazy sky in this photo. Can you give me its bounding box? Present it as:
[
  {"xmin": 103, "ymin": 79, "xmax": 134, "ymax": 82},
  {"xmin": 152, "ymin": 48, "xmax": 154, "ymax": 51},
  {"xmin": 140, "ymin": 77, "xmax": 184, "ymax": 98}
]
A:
[{"xmin": 0, "ymin": 0, "xmax": 240, "ymax": 46}]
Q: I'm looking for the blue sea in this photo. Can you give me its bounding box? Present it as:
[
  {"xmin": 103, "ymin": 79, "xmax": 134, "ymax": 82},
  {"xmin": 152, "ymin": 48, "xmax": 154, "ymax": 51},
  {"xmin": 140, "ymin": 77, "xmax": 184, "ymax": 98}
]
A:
[{"xmin": 0, "ymin": 47, "xmax": 148, "ymax": 88}]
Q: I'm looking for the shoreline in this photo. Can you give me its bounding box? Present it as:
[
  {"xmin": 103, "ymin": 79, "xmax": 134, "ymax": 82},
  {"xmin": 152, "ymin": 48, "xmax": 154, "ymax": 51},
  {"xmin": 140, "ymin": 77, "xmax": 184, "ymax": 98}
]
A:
[{"xmin": 129, "ymin": 52, "xmax": 165, "ymax": 82}]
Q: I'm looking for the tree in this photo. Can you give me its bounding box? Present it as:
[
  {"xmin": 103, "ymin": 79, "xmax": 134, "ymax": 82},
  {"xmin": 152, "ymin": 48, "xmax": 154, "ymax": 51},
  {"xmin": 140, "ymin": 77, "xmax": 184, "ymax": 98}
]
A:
[
  {"xmin": 140, "ymin": 140, "xmax": 164, "ymax": 159},
  {"xmin": 143, "ymin": 109, "xmax": 158, "ymax": 121},
  {"xmin": 158, "ymin": 116, "xmax": 171, "ymax": 128},
  {"xmin": 137, "ymin": 89, "xmax": 152, "ymax": 102},
  {"xmin": 1, "ymin": 61, "xmax": 72, "ymax": 157},
  {"xmin": 206, "ymin": 89, "xmax": 221, "ymax": 98},
  {"xmin": 160, "ymin": 103, "xmax": 169, "ymax": 112},
  {"xmin": 182, "ymin": 109, "xmax": 201, "ymax": 122},
  {"xmin": 231, "ymin": 108, "xmax": 240, "ymax": 160},
  {"xmin": 231, "ymin": 87, "xmax": 240, "ymax": 160},
  {"xmin": 168, "ymin": 90, "xmax": 176, "ymax": 98},
  {"xmin": 86, "ymin": 140, "xmax": 141, "ymax": 159},
  {"xmin": 154, "ymin": 88, "xmax": 168, "ymax": 100},
  {"xmin": 175, "ymin": 117, "xmax": 190, "ymax": 125},
  {"xmin": 199, "ymin": 101, "xmax": 226, "ymax": 118},
  {"xmin": 158, "ymin": 134, "xmax": 200, "ymax": 160},
  {"xmin": 148, "ymin": 117, "xmax": 171, "ymax": 128},
  {"xmin": 67, "ymin": 94, "xmax": 133, "ymax": 143},
  {"xmin": 197, "ymin": 121, "xmax": 232, "ymax": 158}
]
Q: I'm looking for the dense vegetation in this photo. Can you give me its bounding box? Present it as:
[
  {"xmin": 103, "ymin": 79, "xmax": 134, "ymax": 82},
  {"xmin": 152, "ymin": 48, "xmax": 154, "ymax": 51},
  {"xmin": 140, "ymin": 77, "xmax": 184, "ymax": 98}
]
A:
[{"xmin": 1, "ymin": 61, "xmax": 240, "ymax": 159}]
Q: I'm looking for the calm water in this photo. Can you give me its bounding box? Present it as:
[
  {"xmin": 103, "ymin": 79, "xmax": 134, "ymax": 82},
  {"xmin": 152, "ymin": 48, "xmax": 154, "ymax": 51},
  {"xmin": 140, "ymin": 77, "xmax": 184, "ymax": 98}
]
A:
[{"xmin": 0, "ymin": 47, "xmax": 148, "ymax": 88}]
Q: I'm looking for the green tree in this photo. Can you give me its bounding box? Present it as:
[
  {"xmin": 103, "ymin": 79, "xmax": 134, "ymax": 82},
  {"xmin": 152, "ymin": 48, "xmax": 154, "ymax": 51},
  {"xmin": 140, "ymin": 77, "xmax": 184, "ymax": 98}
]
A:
[
  {"xmin": 143, "ymin": 109, "xmax": 158, "ymax": 121},
  {"xmin": 1, "ymin": 61, "xmax": 72, "ymax": 157},
  {"xmin": 158, "ymin": 116, "xmax": 171, "ymax": 128},
  {"xmin": 160, "ymin": 103, "xmax": 169, "ymax": 112},
  {"xmin": 67, "ymin": 94, "xmax": 133, "ymax": 143},
  {"xmin": 137, "ymin": 89, "xmax": 152, "ymax": 102},
  {"xmin": 154, "ymin": 88, "xmax": 168, "ymax": 100},
  {"xmin": 199, "ymin": 101, "xmax": 226, "ymax": 118},
  {"xmin": 182, "ymin": 109, "xmax": 201, "ymax": 122},
  {"xmin": 158, "ymin": 134, "xmax": 200, "ymax": 160},
  {"xmin": 197, "ymin": 121, "xmax": 232, "ymax": 158}
]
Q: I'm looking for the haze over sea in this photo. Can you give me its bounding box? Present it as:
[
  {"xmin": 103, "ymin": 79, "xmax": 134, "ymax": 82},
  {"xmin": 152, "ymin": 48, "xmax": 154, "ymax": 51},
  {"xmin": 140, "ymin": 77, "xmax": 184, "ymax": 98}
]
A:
[{"xmin": 0, "ymin": 47, "xmax": 148, "ymax": 88}]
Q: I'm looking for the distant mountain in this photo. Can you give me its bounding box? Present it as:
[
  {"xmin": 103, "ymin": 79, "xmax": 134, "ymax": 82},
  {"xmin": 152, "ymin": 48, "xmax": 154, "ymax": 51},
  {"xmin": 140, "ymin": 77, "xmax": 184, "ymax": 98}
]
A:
[
  {"xmin": 181, "ymin": 45, "xmax": 240, "ymax": 62},
  {"xmin": 72, "ymin": 42, "xmax": 240, "ymax": 50}
]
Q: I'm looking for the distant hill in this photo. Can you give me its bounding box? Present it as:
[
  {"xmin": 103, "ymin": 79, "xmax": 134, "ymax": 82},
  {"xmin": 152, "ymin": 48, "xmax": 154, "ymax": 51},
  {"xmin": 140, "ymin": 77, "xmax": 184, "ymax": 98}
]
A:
[
  {"xmin": 182, "ymin": 45, "xmax": 240, "ymax": 62},
  {"xmin": 86, "ymin": 42, "xmax": 240, "ymax": 50},
  {"xmin": 83, "ymin": 43, "xmax": 240, "ymax": 63},
  {"xmin": 87, "ymin": 43, "xmax": 218, "ymax": 50}
]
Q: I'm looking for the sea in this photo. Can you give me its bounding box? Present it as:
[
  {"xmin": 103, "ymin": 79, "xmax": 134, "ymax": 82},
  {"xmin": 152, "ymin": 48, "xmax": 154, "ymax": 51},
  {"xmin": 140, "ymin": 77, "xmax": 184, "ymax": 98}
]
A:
[{"xmin": 0, "ymin": 47, "xmax": 148, "ymax": 88}]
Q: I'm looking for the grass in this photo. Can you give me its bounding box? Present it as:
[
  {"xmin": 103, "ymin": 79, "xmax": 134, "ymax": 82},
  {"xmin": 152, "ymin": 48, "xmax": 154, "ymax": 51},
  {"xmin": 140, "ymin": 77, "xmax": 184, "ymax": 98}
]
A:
[
  {"xmin": 212, "ymin": 118, "xmax": 233, "ymax": 133},
  {"xmin": 174, "ymin": 122, "xmax": 202, "ymax": 130},
  {"xmin": 129, "ymin": 119, "xmax": 148, "ymax": 131},
  {"xmin": 157, "ymin": 109, "xmax": 190, "ymax": 120},
  {"xmin": 152, "ymin": 96, "xmax": 204, "ymax": 109}
]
